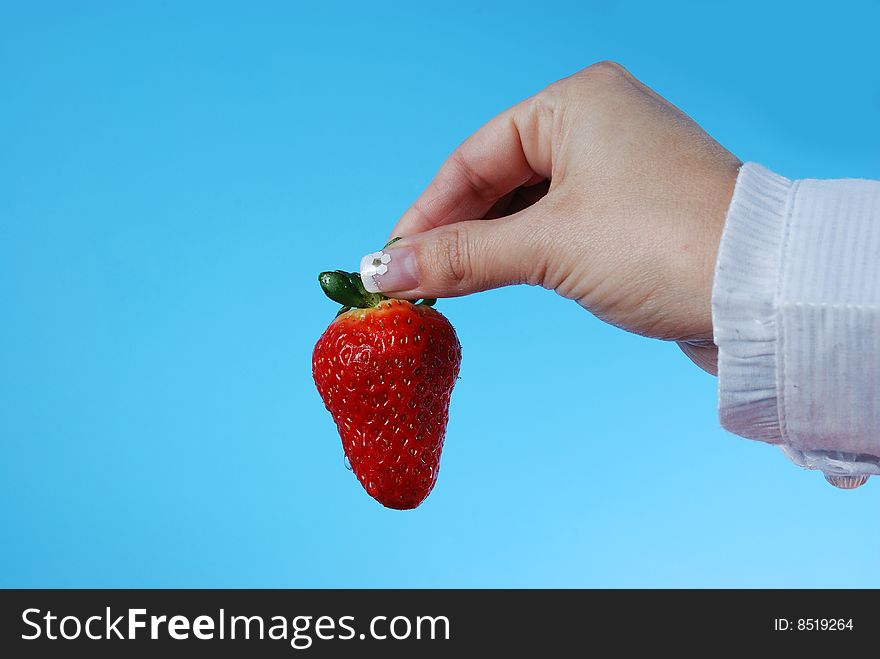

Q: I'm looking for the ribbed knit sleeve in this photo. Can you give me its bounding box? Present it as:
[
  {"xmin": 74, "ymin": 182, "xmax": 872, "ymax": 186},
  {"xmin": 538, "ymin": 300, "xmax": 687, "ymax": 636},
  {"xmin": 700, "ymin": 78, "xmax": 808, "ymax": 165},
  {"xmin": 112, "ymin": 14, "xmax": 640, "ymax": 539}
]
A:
[{"xmin": 712, "ymin": 163, "xmax": 880, "ymax": 481}]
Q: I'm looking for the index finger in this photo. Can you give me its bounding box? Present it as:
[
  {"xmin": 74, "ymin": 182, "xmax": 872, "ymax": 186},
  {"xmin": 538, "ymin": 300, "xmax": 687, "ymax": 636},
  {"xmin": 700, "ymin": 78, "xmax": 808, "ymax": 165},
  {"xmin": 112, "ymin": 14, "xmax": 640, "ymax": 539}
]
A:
[{"xmin": 391, "ymin": 98, "xmax": 553, "ymax": 238}]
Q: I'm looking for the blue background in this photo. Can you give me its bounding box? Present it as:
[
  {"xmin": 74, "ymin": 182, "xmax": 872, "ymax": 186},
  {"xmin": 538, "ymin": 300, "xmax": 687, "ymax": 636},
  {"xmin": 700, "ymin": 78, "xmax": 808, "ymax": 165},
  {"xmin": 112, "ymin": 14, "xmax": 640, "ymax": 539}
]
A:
[{"xmin": 2, "ymin": 1, "xmax": 879, "ymax": 587}]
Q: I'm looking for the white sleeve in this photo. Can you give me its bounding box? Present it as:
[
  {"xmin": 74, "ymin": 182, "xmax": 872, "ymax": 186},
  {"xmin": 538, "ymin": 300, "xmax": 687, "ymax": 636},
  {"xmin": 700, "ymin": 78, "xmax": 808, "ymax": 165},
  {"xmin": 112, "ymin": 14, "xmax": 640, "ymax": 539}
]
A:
[{"xmin": 711, "ymin": 162, "xmax": 880, "ymax": 487}]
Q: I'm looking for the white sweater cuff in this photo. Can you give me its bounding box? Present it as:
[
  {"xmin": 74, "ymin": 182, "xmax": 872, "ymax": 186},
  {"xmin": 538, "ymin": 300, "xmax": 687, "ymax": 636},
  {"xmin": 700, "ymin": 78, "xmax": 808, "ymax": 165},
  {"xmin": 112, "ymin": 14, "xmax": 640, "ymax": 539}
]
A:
[
  {"xmin": 712, "ymin": 163, "xmax": 791, "ymax": 443},
  {"xmin": 712, "ymin": 162, "xmax": 880, "ymax": 479}
]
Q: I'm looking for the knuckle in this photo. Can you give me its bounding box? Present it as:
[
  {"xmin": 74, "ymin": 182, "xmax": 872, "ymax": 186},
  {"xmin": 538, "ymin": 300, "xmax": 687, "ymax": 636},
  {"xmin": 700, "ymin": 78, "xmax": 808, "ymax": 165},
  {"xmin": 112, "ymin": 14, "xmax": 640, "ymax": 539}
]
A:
[
  {"xmin": 432, "ymin": 225, "xmax": 470, "ymax": 288},
  {"xmin": 569, "ymin": 60, "xmax": 631, "ymax": 89},
  {"xmin": 518, "ymin": 215, "xmax": 554, "ymax": 288},
  {"xmin": 527, "ymin": 86, "xmax": 561, "ymax": 129},
  {"xmin": 532, "ymin": 84, "xmax": 561, "ymax": 112},
  {"xmin": 587, "ymin": 59, "xmax": 629, "ymax": 78},
  {"xmin": 449, "ymin": 149, "xmax": 497, "ymax": 204},
  {"xmin": 517, "ymin": 87, "xmax": 562, "ymax": 176}
]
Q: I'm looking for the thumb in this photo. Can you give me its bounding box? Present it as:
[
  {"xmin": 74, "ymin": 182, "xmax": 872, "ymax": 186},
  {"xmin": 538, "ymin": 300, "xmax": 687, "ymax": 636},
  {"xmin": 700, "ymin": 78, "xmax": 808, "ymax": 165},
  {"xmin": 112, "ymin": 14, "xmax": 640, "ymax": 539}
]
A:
[{"xmin": 358, "ymin": 212, "xmax": 549, "ymax": 299}]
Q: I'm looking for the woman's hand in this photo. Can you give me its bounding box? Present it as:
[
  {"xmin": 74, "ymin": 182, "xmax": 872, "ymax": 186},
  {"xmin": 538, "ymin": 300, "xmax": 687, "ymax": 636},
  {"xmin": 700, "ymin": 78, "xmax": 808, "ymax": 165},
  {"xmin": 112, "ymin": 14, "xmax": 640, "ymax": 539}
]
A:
[{"xmin": 359, "ymin": 62, "xmax": 741, "ymax": 374}]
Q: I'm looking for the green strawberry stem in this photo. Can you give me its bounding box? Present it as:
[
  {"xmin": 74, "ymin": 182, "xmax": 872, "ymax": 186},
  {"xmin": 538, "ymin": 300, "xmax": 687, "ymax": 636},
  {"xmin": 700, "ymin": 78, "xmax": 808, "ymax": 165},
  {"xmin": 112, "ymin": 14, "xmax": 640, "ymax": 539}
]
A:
[
  {"xmin": 318, "ymin": 238, "xmax": 437, "ymax": 314},
  {"xmin": 318, "ymin": 270, "xmax": 382, "ymax": 309}
]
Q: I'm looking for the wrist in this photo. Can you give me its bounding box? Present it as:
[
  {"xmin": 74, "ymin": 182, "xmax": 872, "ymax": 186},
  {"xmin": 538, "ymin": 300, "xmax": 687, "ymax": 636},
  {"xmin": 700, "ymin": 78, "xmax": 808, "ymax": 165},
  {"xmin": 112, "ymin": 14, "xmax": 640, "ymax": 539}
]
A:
[{"xmin": 678, "ymin": 159, "xmax": 741, "ymax": 345}]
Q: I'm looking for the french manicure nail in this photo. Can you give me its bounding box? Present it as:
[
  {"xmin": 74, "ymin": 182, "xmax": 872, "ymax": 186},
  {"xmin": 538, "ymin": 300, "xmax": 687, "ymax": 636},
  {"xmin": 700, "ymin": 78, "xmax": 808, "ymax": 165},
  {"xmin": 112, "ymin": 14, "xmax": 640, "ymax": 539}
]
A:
[{"xmin": 359, "ymin": 247, "xmax": 420, "ymax": 293}]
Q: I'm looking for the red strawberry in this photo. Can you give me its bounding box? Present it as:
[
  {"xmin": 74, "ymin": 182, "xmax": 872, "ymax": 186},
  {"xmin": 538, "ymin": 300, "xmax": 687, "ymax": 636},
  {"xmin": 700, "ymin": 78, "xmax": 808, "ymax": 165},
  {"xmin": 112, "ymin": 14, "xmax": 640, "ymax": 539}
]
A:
[{"xmin": 312, "ymin": 269, "xmax": 461, "ymax": 509}]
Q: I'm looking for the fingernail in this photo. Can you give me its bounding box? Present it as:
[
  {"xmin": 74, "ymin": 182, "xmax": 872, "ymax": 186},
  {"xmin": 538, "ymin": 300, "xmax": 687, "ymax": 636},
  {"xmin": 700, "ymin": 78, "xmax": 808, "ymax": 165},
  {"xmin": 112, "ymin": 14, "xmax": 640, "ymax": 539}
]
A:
[{"xmin": 359, "ymin": 247, "xmax": 420, "ymax": 293}]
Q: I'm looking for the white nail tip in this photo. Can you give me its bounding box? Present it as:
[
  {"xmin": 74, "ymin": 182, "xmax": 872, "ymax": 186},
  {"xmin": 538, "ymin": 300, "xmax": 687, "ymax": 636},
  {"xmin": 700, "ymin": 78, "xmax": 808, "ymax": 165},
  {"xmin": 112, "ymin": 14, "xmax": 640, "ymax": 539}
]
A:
[{"xmin": 359, "ymin": 250, "xmax": 391, "ymax": 293}]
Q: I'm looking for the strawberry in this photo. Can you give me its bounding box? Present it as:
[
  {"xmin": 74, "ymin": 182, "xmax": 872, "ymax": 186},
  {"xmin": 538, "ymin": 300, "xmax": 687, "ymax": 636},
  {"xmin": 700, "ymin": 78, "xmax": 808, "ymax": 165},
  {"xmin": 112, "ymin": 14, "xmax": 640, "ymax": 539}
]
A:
[{"xmin": 312, "ymin": 268, "xmax": 461, "ymax": 510}]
